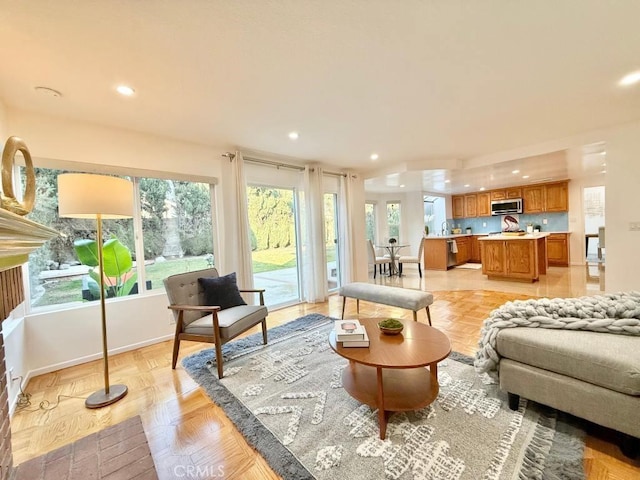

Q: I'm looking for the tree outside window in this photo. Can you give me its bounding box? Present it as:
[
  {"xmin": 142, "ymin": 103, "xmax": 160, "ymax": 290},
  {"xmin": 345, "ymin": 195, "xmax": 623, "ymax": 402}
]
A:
[
  {"xmin": 23, "ymin": 166, "xmax": 216, "ymax": 308},
  {"xmin": 386, "ymin": 202, "xmax": 401, "ymax": 240},
  {"xmin": 365, "ymin": 202, "xmax": 376, "ymax": 242}
]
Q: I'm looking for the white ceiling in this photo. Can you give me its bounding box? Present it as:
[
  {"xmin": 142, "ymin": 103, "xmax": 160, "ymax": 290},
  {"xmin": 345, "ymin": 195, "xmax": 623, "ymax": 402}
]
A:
[{"xmin": 0, "ymin": 1, "xmax": 636, "ymax": 193}]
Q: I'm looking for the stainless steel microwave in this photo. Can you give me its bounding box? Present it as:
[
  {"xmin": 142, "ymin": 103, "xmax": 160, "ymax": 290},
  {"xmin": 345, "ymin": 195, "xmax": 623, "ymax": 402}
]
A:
[{"xmin": 491, "ymin": 198, "xmax": 523, "ymax": 215}]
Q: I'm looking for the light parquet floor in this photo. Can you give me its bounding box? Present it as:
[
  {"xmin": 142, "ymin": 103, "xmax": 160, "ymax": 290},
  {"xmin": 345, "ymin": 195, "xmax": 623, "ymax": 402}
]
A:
[{"xmin": 10, "ymin": 265, "xmax": 640, "ymax": 479}]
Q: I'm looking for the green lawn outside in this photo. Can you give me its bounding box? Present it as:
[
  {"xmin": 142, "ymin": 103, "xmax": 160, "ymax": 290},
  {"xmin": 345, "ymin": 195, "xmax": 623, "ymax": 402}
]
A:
[{"xmin": 33, "ymin": 246, "xmax": 337, "ymax": 307}]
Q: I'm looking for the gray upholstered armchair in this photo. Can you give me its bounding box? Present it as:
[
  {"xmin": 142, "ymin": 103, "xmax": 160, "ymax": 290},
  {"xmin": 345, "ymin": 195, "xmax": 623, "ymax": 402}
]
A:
[{"xmin": 163, "ymin": 268, "xmax": 268, "ymax": 378}]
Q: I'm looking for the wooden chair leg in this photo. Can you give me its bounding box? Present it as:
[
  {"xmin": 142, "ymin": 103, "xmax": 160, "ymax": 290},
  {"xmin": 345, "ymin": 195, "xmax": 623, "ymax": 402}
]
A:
[
  {"xmin": 214, "ymin": 336, "xmax": 224, "ymax": 379},
  {"xmin": 399, "ymin": 263, "xmax": 403, "ymax": 275},
  {"xmin": 261, "ymin": 319, "xmax": 268, "ymax": 344},
  {"xmin": 373, "ymin": 264, "xmax": 377, "ymax": 278},
  {"xmin": 426, "ymin": 305, "xmax": 432, "ymax": 326},
  {"xmin": 412, "ymin": 311, "xmax": 417, "ymax": 322},
  {"xmin": 171, "ymin": 337, "xmax": 181, "ymax": 369},
  {"xmin": 356, "ymin": 299, "xmax": 360, "ymax": 314},
  {"xmin": 341, "ymin": 297, "xmax": 347, "ymax": 319}
]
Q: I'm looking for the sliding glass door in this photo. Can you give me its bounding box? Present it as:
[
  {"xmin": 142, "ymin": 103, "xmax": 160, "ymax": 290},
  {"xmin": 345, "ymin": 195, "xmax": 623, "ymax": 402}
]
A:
[
  {"xmin": 324, "ymin": 193, "xmax": 340, "ymax": 292},
  {"xmin": 246, "ymin": 185, "xmax": 301, "ymax": 306}
]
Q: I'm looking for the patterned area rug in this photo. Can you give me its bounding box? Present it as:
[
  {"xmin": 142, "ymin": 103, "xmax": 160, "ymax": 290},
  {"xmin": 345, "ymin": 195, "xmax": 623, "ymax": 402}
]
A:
[{"xmin": 183, "ymin": 314, "xmax": 585, "ymax": 480}]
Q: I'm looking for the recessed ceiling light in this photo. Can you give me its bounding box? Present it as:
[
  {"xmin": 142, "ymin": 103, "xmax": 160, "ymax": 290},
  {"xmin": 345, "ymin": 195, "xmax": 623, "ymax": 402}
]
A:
[
  {"xmin": 619, "ymin": 71, "xmax": 640, "ymax": 87},
  {"xmin": 288, "ymin": 131, "xmax": 299, "ymax": 140},
  {"xmin": 522, "ymin": 175, "xmax": 530, "ymax": 179},
  {"xmin": 34, "ymin": 86, "xmax": 62, "ymax": 98},
  {"xmin": 116, "ymin": 85, "xmax": 135, "ymax": 96},
  {"xmin": 601, "ymin": 169, "xmax": 607, "ymax": 174},
  {"xmin": 444, "ymin": 179, "xmax": 450, "ymax": 184},
  {"xmin": 512, "ymin": 170, "xmax": 520, "ymax": 174},
  {"xmin": 464, "ymin": 184, "xmax": 470, "ymax": 188},
  {"xmin": 602, "ymin": 163, "xmax": 606, "ymax": 167},
  {"xmin": 400, "ymin": 184, "xmax": 405, "ymax": 188},
  {"xmin": 599, "ymin": 151, "xmax": 607, "ymax": 155},
  {"xmin": 479, "ymin": 187, "xmax": 486, "ymax": 191},
  {"xmin": 370, "ymin": 153, "xmax": 379, "ymax": 161}
]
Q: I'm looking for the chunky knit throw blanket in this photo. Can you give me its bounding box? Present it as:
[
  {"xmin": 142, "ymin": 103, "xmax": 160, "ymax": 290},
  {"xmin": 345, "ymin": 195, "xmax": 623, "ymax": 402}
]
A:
[{"xmin": 474, "ymin": 291, "xmax": 640, "ymax": 382}]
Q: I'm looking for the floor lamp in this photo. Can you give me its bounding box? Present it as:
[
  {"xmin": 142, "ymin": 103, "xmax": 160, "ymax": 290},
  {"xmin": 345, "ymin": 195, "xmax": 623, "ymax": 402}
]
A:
[{"xmin": 58, "ymin": 173, "xmax": 134, "ymax": 408}]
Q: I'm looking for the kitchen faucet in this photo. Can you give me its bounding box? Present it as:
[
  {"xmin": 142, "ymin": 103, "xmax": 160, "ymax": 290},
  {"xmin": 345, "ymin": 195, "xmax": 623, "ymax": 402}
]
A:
[{"xmin": 441, "ymin": 221, "xmax": 451, "ymax": 236}]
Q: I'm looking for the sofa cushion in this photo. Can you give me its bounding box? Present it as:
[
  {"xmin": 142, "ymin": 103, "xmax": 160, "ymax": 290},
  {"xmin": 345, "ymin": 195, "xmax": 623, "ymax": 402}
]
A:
[
  {"xmin": 497, "ymin": 328, "xmax": 640, "ymax": 396},
  {"xmin": 184, "ymin": 305, "xmax": 268, "ymax": 340},
  {"xmin": 198, "ymin": 272, "xmax": 246, "ymax": 310}
]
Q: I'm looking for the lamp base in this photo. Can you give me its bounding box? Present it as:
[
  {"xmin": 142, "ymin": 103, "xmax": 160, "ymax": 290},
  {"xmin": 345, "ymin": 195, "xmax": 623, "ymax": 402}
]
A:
[{"xmin": 85, "ymin": 384, "xmax": 128, "ymax": 409}]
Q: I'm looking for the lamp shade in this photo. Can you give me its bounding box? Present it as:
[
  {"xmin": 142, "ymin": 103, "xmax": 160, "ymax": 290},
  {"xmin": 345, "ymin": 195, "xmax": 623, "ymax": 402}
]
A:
[{"xmin": 58, "ymin": 173, "xmax": 133, "ymax": 219}]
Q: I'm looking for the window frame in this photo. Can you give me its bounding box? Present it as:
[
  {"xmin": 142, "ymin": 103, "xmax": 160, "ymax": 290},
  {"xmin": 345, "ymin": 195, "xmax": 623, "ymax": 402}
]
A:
[{"xmin": 15, "ymin": 160, "xmax": 219, "ymax": 314}]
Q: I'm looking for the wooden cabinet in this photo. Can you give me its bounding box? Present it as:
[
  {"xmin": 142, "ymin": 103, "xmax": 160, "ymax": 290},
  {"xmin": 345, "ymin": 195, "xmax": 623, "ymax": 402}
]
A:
[
  {"xmin": 470, "ymin": 235, "xmax": 487, "ymax": 262},
  {"xmin": 452, "ymin": 195, "xmax": 464, "ymax": 219},
  {"xmin": 464, "ymin": 195, "xmax": 477, "ymax": 217},
  {"xmin": 490, "ymin": 188, "xmax": 522, "ymax": 201},
  {"xmin": 480, "ymin": 236, "xmax": 548, "ymax": 282},
  {"xmin": 423, "ymin": 238, "xmax": 449, "ymax": 270},
  {"xmin": 455, "ymin": 181, "xmax": 568, "ymax": 218},
  {"xmin": 506, "ymin": 187, "xmax": 522, "ymax": 198},
  {"xmin": 544, "ymin": 182, "xmax": 569, "ymax": 212},
  {"xmin": 476, "ymin": 192, "xmax": 491, "ymax": 217},
  {"xmin": 523, "ymin": 181, "xmax": 568, "ymax": 213},
  {"xmin": 523, "ymin": 185, "xmax": 545, "ymax": 213},
  {"xmin": 455, "ymin": 237, "xmax": 470, "ymax": 265},
  {"xmin": 547, "ymin": 233, "xmax": 570, "ymax": 266}
]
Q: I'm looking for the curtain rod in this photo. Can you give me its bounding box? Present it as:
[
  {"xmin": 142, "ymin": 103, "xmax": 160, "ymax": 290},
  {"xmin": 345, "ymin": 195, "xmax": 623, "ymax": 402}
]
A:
[
  {"xmin": 240, "ymin": 155, "xmax": 353, "ymax": 178},
  {"xmin": 243, "ymin": 156, "xmax": 305, "ymax": 172}
]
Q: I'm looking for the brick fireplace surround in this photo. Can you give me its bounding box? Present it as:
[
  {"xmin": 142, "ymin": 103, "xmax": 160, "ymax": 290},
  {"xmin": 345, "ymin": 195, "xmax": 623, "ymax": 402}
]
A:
[{"xmin": 0, "ymin": 266, "xmax": 24, "ymax": 480}]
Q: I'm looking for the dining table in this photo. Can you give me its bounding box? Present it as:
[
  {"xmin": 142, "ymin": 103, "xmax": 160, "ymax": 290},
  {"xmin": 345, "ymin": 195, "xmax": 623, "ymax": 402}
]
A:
[{"xmin": 376, "ymin": 243, "xmax": 408, "ymax": 276}]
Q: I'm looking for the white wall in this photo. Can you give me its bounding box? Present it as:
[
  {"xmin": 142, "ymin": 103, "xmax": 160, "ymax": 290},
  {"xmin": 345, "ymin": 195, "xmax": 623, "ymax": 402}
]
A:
[
  {"xmin": 603, "ymin": 121, "xmax": 640, "ymax": 292},
  {"xmin": 0, "ymin": 99, "xmax": 7, "ymax": 139},
  {"xmin": 566, "ymin": 146, "xmax": 605, "ymax": 265},
  {"xmin": 25, "ymin": 293, "xmax": 173, "ymax": 376},
  {"xmin": 8, "ymin": 109, "xmax": 222, "ymax": 178},
  {"xmin": 350, "ymin": 175, "xmax": 369, "ymax": 282},
  {"xmin": 4, "ymin": 304, "xmax": 27, "ymax": 413},
  {"xmin": 403, "ymin": 191, "xmax": 427, "ymax": 257}
]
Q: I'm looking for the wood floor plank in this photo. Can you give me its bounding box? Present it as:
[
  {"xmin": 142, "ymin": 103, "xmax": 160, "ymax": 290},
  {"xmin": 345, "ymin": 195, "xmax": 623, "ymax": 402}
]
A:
[{"xmin": 10, "ymin": 265, "xmax": 639, "ymax": 479}]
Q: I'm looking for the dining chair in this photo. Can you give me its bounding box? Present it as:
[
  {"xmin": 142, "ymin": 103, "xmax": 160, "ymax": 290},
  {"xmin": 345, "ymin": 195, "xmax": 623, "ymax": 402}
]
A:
[
  {"xmin": 367, "ymin": 240, "xmax": 391, "ymax": 278},
  {"xmin": 398, "ymin": 240, "xmax": 424, "ymax": 277}
]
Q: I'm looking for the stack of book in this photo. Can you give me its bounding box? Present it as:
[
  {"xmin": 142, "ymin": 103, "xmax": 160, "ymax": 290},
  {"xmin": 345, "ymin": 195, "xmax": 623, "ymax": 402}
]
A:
[{"xmin": 334, "ymin": 319, "xmax": 370, "ymax": 348}]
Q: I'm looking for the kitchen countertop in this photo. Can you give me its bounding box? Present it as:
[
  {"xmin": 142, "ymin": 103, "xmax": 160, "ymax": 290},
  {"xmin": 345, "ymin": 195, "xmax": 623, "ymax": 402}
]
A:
[
  {"xmin": 423, "ymin": 231, "xmax": 570, "ymax": 240},
  {"xmin": 478, "ymin": 232, "xmax": 550, "ymax": 240}
]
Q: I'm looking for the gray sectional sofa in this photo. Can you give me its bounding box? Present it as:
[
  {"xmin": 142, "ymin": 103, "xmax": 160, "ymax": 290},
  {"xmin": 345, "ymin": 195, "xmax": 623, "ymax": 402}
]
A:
[{"xmin": 497, "ymin": 327, "xmax": 640, "ymax": 457}]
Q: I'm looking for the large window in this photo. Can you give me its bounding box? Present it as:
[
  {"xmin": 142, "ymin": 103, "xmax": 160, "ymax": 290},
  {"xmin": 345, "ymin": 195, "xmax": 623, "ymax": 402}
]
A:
[
  {"xmin": 324, "ymin": 193, "xmax": 340, "ymax": 291},
  {"xmin": 23, "ymin": 166, "xmax": 216, "ymax": 309},
  {"xmin": 139, "ymin": 178, "xmax": 214, "ymax": 291},
  {"xmin": 386, "ymin": 201, "xmax": 401, "ymax": 240},
  {"xmin": 365, "ymin": 202, "xmax": 376, "ymax": 242}
]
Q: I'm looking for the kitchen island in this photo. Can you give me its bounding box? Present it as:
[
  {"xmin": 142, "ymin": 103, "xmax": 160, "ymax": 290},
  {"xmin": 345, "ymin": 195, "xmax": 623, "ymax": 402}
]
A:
[
  {"xmin": 478, "ymin": 233, "xmax": 549, "ymax": 282},
  {"xmin": 422, "ymin": 234, "xmax": 488, "ymax": 270}
]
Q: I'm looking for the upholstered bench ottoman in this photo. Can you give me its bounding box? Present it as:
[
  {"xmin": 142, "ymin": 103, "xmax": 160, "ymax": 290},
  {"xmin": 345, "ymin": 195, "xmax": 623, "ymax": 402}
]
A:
[
  {"xmin": 339, "ymin": 282, "xmax": 433, "ymax": 325},
  {"xmin": 497, "ymin": 328, "xmax": 640, "ymax": 457}
]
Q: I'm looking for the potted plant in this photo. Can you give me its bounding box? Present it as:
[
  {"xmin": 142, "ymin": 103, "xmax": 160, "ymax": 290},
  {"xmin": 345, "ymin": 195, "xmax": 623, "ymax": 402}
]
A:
[{"xmin": 74, "ymin": 236, "xmax": 138, "ymax": 300}]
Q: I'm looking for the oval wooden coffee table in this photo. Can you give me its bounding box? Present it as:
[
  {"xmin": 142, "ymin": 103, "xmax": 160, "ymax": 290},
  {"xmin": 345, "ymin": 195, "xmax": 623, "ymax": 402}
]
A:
[{"xmin": 329, "ymin": 318, "xmax": 451, "ymax": 439}]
